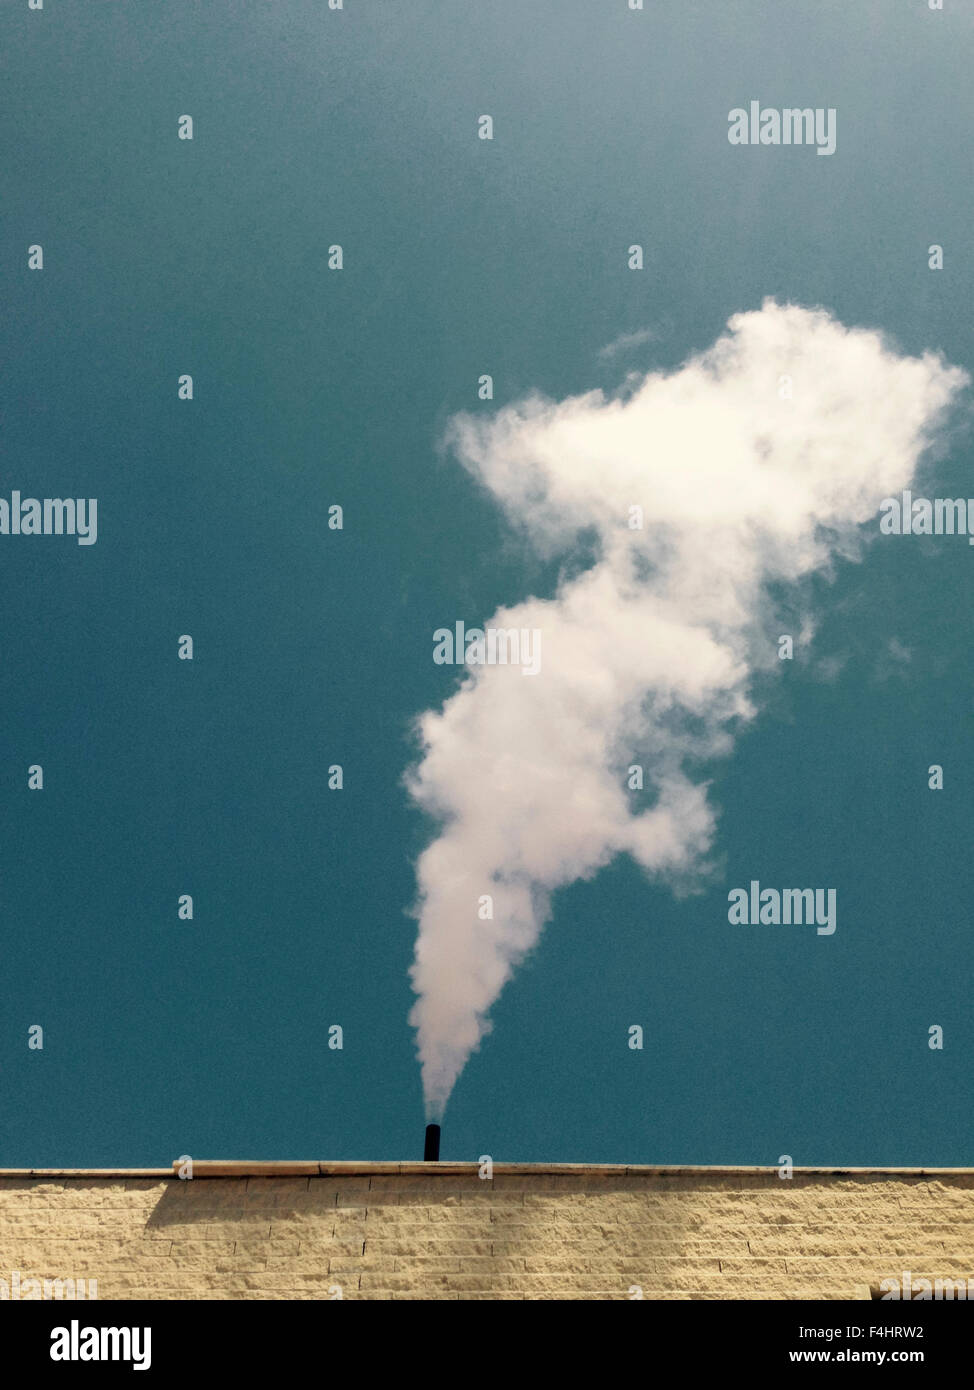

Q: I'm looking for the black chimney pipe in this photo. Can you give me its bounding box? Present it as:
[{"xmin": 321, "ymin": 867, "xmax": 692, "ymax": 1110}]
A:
[{"xmin": 424, "ymin": 1123, "xmax": 441, "ymax": 1161}]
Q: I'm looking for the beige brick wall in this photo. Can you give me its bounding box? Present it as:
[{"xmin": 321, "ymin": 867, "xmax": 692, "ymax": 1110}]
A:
[{"xmin": 1, "ymin": 1166, "xmax": 972, "ymax": 1300}]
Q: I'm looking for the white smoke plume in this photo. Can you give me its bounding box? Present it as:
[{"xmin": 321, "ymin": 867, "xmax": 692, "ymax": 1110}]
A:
[{"xmin": 407, "ymin": 299, "xmax": 966, "ymax": 1119}]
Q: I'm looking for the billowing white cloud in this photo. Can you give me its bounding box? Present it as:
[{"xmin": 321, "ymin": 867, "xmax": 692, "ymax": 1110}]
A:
[{"xmin": 407, "ymin": 299, "xmax": 966, "ymax": 1119}]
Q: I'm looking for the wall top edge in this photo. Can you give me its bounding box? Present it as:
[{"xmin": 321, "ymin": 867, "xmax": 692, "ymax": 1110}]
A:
[{"xmin": 0, "ymin": 1162, "xmax": 971, "ymax": 1180}]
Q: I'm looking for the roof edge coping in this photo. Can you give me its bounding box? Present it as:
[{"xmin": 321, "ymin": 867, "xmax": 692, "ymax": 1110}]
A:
[{"xmin": 0, "ymin": 1162, "xmax": 971, "ymax": 1180}]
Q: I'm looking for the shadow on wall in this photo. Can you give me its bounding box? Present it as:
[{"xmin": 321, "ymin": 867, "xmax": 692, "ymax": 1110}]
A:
[{"xmin": 144, "ymin": 1171, "xmax": 699, "ymax": 1298}]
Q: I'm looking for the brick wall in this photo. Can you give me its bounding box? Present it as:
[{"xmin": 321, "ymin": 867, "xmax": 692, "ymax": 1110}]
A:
[{"xmin": 1, "ymin": 1165, "xmax": 972, "ymax": 1300}]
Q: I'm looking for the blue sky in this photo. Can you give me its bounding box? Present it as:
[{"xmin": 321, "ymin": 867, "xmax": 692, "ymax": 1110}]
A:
[{"xmin": 2, "ymin": 0, "xmax": 972, "ymax": 1166}]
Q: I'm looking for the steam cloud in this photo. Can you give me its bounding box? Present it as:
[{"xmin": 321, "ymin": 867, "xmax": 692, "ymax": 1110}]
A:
[{"xmin": 407, "ymin": 300, "xmax": 966, "ymax": 1119}]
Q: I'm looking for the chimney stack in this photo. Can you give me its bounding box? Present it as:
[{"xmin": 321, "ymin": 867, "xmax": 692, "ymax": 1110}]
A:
[{"xmin": 424, "ymin": 1123, "xmax": 441, "ymax": 1161}]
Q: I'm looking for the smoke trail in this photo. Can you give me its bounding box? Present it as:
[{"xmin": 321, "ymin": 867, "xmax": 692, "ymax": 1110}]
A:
[{"xmin": 407, "ymin": 300, "xmax": 966, "ymax": 1119}]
